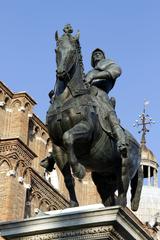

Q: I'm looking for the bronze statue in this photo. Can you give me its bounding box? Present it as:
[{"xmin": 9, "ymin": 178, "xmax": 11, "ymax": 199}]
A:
[{"xmin": 41, "ymin": 25, "xmax": 143, "ymax": 210}]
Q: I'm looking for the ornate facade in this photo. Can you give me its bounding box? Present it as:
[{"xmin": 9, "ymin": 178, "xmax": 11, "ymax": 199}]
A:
[{"xmin": 0, "ymin": 81, "xmax": 69, "ymax": 222}]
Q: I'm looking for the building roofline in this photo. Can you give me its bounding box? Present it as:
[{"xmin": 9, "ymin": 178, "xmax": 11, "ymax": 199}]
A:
[
  {"xmin": 32, "ymin": 113, "xmax": 48, "ymax": 132},
  {"xmin": 0, "ymin": 81, "xmax": 13, "ymax": 98},
  {"xmin": 13, "ymin": 92, "xmax": 36, "ymax": 106},
  {"xmin": 0, "ymin": 81, "xmax": 37, "ymax": 105}
]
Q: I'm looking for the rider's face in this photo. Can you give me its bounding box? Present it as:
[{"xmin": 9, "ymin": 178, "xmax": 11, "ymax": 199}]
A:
[{"xmin": 93, "ymin": 51, "xmax": 104, "ymax": 63}]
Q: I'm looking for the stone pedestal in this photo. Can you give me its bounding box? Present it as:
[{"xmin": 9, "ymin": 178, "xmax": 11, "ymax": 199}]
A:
[{"xmin": 0, "ymin": 205, "xmax": 154, "ymax": 240}]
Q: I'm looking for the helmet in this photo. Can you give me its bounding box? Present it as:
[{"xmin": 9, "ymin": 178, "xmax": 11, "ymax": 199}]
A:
[{"xmin": 91, "ymin": 48, "xmax": 105, "ymax": 67}]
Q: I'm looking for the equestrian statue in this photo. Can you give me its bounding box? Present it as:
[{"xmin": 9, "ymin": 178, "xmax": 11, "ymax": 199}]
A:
[{"xmin": 40, "ymin": 24, "xmax": 143, "ymax": 211}]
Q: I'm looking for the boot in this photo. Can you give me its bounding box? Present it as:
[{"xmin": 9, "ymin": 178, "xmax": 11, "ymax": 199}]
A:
[
  {"xmin": 112, "ymin": 125, "xmax": 128, "ymax": 158},
  {"xmin": 108, "ymin": 111, "xmax": 128, "ymax": 157}
]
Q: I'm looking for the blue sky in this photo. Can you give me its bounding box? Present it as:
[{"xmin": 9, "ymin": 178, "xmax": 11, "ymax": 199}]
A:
[{"xmin": 0, "ymin": 1, "xmax": 160, "ymax": 170}]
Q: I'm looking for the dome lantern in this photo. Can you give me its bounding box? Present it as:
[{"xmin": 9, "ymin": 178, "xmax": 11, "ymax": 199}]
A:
[{"xmin": 133, "ymin": 100, "xmax": 158, "ymax": 187}]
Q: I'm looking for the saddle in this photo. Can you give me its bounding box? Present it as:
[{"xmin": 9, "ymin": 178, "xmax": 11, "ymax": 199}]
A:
[{"xmin": 47, "ymin": 85, "xmax": 120, "ymax": 140}]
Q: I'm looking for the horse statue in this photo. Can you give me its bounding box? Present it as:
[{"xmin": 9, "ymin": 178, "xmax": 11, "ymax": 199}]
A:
[{"xmin": 41, "ymin": 25, "xmax": 143, "ymax": 211}]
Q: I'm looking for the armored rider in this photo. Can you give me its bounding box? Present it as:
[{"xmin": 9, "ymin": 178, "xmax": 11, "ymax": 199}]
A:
[{"xmin": 85, "ymin": 48, "xmax": 128, "ymax": 155}]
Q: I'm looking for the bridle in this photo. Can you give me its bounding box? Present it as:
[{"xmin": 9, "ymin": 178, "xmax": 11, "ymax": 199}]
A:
[{"xmin": 56, "ymin": 40, "xmax": 79, "ymax": 82}]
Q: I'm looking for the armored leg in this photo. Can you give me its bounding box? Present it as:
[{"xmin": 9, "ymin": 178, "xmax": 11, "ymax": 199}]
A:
[
  {"xmin": 108, "ymin": 111, "xmax": 128, "ymax": 156},
  {"xmin": 100, "ymin": 92, "xmax": 128, "ymax": 154}
]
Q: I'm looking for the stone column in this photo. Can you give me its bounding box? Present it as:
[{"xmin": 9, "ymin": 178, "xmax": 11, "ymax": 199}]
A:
[{"xmin": 148, "ymin": 166, "xmax": 151, "ymax": 186}]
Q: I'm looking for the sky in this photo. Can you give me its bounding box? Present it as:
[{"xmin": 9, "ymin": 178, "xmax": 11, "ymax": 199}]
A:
[{"xmin": 0, "ymin": 1, "xmax": 160, "ymax": 172}]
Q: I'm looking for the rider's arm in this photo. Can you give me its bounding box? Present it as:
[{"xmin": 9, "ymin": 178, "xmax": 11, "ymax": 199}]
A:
[
  {"xmin": 95, "ymin": 59, "xmax": 122, "ymax": 80},
  {"xmin": 85, "ymin": 69, "xmax": 112, "ymax": 84},
  {"xmin": 91, "ymin": 70, "xmax": 112, "ymax": 81}
]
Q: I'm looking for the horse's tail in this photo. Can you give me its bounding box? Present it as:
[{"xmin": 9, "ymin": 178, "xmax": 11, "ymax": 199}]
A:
[{"xmin": 130, "ymin": 165, "xmax": 143, "ymax": 211}]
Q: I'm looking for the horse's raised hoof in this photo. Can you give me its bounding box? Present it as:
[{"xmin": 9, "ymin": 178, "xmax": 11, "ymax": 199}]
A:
[
  {"xmin": 69, "ymin": 200, "xmax": 79, "ymax": 208},
  {"xmin": 72, "ymin": 163, "xmax": 86, "ymax": 179}
]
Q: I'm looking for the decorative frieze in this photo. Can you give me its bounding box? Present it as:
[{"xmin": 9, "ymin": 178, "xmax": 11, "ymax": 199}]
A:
[
  {"xmin": 0, "ymin": 138, "xmax": 36, "ymax": 164},
  {"xmin": 12, "ymin": 226, "xmax": 122, "ymax": 240}
]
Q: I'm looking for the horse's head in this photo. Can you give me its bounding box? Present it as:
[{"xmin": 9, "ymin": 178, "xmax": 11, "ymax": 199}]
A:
[{"xmin": 55, "ymin": 26, "xmax": 81, "ymax": 80}]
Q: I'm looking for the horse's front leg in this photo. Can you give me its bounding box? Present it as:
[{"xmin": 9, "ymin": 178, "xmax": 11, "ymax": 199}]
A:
[
  {"xmin": 61, "ymin": 162, "xmax": 79, "ymax": 207},
  {"xmin": 63, "ymin": 121, "xmax": 92, "ymax": 179},
  {"xmin": 51, "ymin": 144, "xmax": 79, "ymax": 207}
]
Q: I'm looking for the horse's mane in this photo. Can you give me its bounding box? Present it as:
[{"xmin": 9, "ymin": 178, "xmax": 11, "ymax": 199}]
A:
[
  {"xmin": 58, "ymin": 33, "xmax": 85, "ymax": 81},
  {"xmin": 75, "ymin": 39, "xmax": 85, "ymax": 81}
]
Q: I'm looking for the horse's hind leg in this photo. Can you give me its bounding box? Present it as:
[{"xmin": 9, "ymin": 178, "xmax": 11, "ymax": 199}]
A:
[
  {"xmin": 91, "ymin": 172, "xmax": 116, "ymax": 207},
  {"xmin": 131, "ymin": 166, "xmax": 143, "ymax": 211},
  {"xmin": 61, "ymin": 162, "xmax": 79, "ymax": 207},
  {"xmin": 117, "ymin": 156, "xmax": 129, "ymax": 207},
  {"xmin": 63, "ymin": 121, "xmax": 92, "ymax": 179}
]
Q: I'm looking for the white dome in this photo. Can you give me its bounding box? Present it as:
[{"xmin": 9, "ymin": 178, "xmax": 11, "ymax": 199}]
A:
[{"xmin": 141, "ymin": 145, "xmax": 158, "ymax": 168}]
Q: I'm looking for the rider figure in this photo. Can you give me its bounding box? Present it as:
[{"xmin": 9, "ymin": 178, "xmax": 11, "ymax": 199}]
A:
[{"xmin": 85, "ymin": 48, "xmax": 128, "ymax": 155}]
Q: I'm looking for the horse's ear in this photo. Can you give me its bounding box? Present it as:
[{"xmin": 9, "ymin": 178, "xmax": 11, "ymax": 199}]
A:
[
  {"xmin": 75, "ymin": 30, "xmax": 80, "ymax": 41},
  {"xmin": 55, "ymin": 31, "xmax": 59, "ymax": 41}
]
